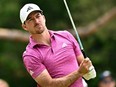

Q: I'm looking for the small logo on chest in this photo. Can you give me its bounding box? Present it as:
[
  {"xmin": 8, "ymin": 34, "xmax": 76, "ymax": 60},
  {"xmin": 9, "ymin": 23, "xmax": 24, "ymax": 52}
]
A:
[{"xmin": 62, "ymin": 43, "xmax": 68, "ymax": 48}]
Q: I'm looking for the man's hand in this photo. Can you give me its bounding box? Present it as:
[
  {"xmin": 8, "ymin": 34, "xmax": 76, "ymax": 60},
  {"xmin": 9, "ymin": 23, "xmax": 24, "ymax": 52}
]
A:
[
  {"xmin": 77, "ymin": 57, "xmax": 96, "ymax": 80},
  {"xmin": 83, "ymin": 65, "xmax": 96, "ymax": 80},
  {"xmin": 78, "ymin": 58, "xmax": 92, "ymax": 76}
]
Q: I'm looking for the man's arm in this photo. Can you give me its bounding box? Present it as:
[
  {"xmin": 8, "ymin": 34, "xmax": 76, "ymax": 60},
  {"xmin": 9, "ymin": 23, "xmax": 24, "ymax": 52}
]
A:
[
  {"xmin": 76, "ymin": 54, "xmax": 85, "ymax": 65},
  {"xmin": 34, "ymin": 58, "xmax": 92, "ymax": 87}
]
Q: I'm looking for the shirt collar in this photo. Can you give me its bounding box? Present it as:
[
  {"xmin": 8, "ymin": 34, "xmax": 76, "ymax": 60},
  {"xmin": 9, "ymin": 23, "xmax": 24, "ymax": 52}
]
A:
[{"xmin": 29, "ymin": 30, "xmax": 55, "ymax": 48}]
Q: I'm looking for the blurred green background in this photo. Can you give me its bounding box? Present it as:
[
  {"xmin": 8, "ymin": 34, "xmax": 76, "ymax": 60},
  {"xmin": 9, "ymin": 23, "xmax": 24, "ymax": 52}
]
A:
[{"xmin": 0, "ymin": 0, "xmax": 116, "ymax": 87}]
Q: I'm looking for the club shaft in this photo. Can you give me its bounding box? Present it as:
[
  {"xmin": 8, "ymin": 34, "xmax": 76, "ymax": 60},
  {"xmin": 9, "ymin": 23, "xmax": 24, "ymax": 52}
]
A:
[{"xmin": 63, "ymin": 0, "xmax": 86, "ymax": 58}]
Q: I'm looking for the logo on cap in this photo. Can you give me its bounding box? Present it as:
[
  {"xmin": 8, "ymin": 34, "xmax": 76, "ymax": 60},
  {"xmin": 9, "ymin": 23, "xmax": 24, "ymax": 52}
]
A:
[{"xmin": 27, "ymin": 6, "xmax": 33, "ymax": 12}]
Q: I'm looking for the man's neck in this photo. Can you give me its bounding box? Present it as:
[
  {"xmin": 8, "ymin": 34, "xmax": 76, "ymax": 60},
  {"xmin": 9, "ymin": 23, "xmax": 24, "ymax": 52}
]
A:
[{"xmin": 31, "ymin": 29, "xmax": 51, "ymax": 46}]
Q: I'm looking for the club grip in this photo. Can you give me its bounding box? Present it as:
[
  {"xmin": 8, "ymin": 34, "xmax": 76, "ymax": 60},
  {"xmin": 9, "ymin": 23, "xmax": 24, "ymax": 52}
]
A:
[{"xmin": 81, "ymin": 50, "xmax": 87, "ymax": 58}]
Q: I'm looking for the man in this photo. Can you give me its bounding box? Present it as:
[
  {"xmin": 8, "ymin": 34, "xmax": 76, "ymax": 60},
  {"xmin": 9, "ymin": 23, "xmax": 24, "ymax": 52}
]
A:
[
  {"xmin": 98, "ymin": 70, "xmax": 116, "ymax": 87},
  {"xmin": 20, "ymin": 3, "xmax": 93, "ymax": 87}
]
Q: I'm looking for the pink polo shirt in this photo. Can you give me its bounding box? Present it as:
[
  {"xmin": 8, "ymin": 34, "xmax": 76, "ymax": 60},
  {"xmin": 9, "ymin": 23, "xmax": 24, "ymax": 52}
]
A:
[{"xmin": 23, "ymin": 30, "xmax": 83, "ymax": 87}]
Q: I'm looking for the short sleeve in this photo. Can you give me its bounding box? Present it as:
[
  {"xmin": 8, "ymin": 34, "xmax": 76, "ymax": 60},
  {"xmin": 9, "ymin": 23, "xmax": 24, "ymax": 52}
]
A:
[
  {"xmin": 23, "ymin": 55, "xmax": 46, "ymax": 78},
  {"xmin": 66, "ymin": 31, "xmax": 82, "ymax": 57}
]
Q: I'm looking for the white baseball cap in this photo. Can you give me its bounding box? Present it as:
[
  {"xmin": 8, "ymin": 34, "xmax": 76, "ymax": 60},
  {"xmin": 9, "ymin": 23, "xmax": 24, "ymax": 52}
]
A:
[{"xmin": 20, "ymin": 3, "xmax": 42, "ymax": 24}]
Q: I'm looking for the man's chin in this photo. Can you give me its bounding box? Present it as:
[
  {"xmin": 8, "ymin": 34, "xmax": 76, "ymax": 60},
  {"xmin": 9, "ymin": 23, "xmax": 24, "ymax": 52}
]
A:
[{"xmin": 36, "ymin": 29, "xmax": 45, "ymax": 34}]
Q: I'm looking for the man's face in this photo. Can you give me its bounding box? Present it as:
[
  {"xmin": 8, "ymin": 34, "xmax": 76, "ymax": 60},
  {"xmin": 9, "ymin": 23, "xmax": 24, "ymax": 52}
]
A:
[
  {"xmin": 99, "ymin": 77, "xmax": 116, "ymax": 87},
  {"xmin": 22, "ymin": 11, "xmax": 46, "ymax": 34}
]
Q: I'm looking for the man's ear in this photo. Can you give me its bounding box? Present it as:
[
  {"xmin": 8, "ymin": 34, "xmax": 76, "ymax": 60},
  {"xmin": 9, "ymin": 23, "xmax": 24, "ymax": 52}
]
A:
[
  {"xmin": 43, "ymin": 15, "xmax": 46, "ymax": 22},
  {"xmin": 22, "ymin": 24, "xmax": 27, "ymax": 31}
]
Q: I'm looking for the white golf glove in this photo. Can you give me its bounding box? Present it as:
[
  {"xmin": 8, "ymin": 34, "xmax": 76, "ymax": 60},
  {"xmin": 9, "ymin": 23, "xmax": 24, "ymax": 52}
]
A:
[{"xmin": 83, "ymin": 65, "xmax": 96, "ymax": 80}]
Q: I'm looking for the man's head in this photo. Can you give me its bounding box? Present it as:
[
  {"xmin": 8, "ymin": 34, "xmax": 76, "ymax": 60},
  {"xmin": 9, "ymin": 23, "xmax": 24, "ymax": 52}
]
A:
[
  {"xmin": 98, "ymin": 70, "xmax": 116, "ymax": 87},
  {"xmin": 20, "ymin": 3, "xmax": 43, "ymax": 24},
  {"xmin": 20, "ymin": 3, "xmax": 46, "ymax": 34}
]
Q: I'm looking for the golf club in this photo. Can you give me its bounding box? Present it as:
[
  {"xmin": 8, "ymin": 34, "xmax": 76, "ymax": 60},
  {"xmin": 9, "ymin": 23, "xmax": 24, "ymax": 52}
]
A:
[
  {"xmin": 63, "ymin": 0, "xmax": 86, "ymax": 58},
  {"xmin": 63, "ymin": 0, "xmax": 96, "ymax": 80}
]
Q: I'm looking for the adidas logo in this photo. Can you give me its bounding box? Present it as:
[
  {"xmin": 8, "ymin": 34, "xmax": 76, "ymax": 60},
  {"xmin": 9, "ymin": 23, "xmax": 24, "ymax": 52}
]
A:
[
  {"xmin": 62, "ymin": 43, "xmax": 67, "ymax": 48},
  {"xmin": 27, "ymin": 6, "xmax": 33, "ymax": 12}
]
